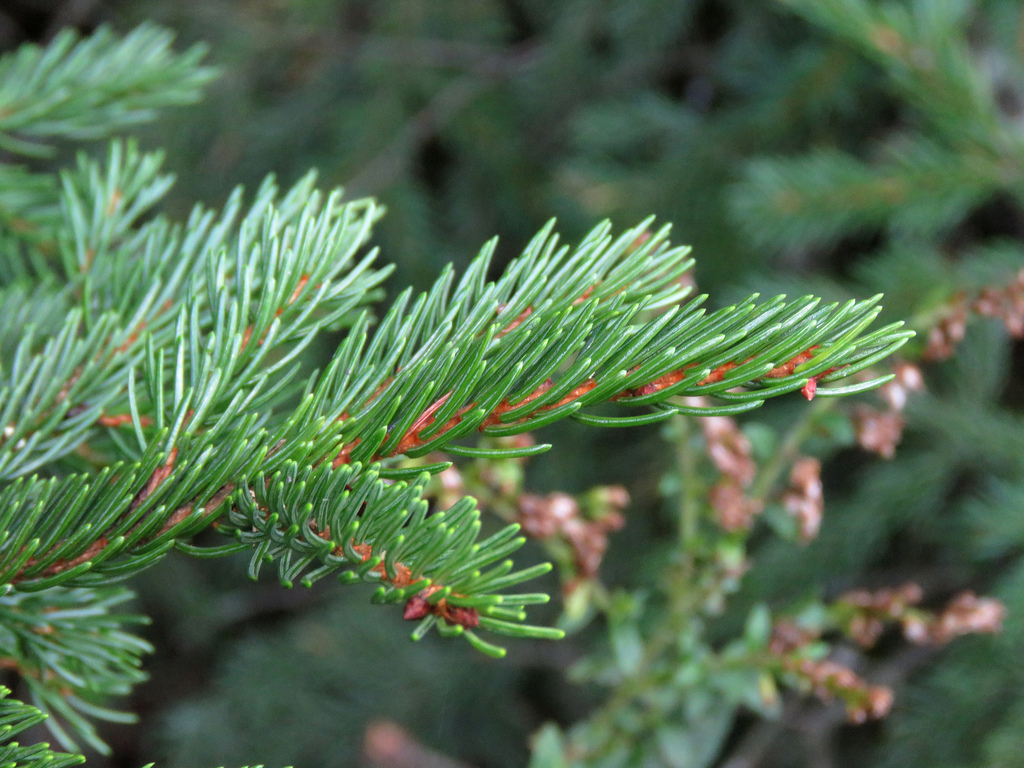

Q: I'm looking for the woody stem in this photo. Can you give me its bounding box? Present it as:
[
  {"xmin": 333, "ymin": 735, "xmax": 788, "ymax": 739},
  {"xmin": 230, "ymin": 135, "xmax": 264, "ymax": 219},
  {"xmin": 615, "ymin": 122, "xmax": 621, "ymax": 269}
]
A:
[
  {"xmin": 574, "ymin": 415, "xmax": 706, "ymax": 760},
  {"xmin": 674, "ymin": 413, "xmax": 701, "ymax": 552}
]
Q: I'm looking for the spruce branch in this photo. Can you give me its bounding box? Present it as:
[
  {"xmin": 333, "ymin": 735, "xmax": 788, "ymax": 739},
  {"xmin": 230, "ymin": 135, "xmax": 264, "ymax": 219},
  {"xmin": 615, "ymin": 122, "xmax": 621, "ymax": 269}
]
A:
[
  {"xmin": 0, "ymin": 16, "xmax": 932, "ymax": 764},
  {"xmin": 2, "ymin": 217, "xmax": 909, "ymax": 634},
  {"xmin": 0, "ymin": 587, "xmax": 149, "ymax": 755},
  {"xmin": 0, "ymin": 165, "xmax": 388, "ymax": 600},
  {"xmin": 732, "ymin": 139, "xmax": 1004, "ymax": 249},
  {"xmin": 183, "ymin": 221, "xmax": 907, "ymax": 654},
  {"xmin": 0, "ymin": 142, "xmax": 389, "ymax": 482},
  {"xmin": 0, "ymin": 17, "xmax": 907, "ymax": 670},
  {"xmin": 208, "ymin": 460, "xmax": 560, "ymax": 658},
  {"xmin": 741, "ymin": 0, "xmax": 1024, "ymax": 252},
  {"xmin": 0, "ymin": 24, "xmax": 215, "ymax": 156},
  {"xmin": 0, "ymin": 687, "xmax": 83, "ymax": 768},
  {"xmin": 776, "ymin": 0, "xmax": 1005, "ymax": 147},
  {"xmin": 0, "ymin": 165, "xmax": 59, "ymax": 269},
  {"xmin": 305, "ymin": 219, "xmax": 911, "ymax": 469}
]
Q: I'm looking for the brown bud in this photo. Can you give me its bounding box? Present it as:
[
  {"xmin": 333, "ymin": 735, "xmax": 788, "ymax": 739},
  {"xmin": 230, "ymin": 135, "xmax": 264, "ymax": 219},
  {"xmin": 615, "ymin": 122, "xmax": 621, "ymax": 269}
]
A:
[
  {"xmin": 852, "ymin": 406, "xmax": 905, "ymax": 459},
  {"xmin": 849, "ymin": 686, "xmax": 894, "ymax": 723},
  {"xmin": 517, "ymin": 491, "xmax": 621, "ymax": 579},
  {"xmin": 931, "ymin": 592, "xmax": 1005, "ymax": 643},
  {"xmin": 403, "ymin": 594, "xmax": 431, "ymax": 621},
  {"xmin": 710, "ymin": 479, "xmax": 763, "ymax": 532},
  {"xmin": 925, "ymin": 304, "xmax": 968, "ymax": 361},
  {"xmin": 782, "ymin": 457, "xmax": 823, "ymax": 542},
  {"xmin": 441, "ymin": 604, "xmax": 480, "ymax": 629},
  {"xmin": 702, "ymin": 415, "xmax": 757, "ymax": 486},
  {"xmin": 848, "ymin": 614, "xmax": 885, "ymax": 647},
  {"xmin": 879, "ymin": 362, "xmax": 924, "ymax": 411},
  {"xmin": 768, "ymin": 620, "xmax": 818, "ymax": 655}
]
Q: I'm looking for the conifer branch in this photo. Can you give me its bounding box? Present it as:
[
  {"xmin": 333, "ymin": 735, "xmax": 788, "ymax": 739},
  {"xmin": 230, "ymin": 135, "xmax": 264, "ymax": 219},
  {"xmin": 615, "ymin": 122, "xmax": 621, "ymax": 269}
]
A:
[
  {"xmin": 732, "ymin": 140, "xmax": 1003, "ymax": 248},
  {"xmin": 0, "ymin": 19, "xmax": 921, "ymax": 761},
  {"xmin": 0, "ymin": 24, "xmax": 215, "ymax": 156},
  {"xmin": 777, "ymin": 0, "xmax": 1004, "ymax": 146},
  {"xmin": 0, "ymin": 142, "xmax": 388, "ymax": 482},
  {"xmin": 0, "ymin": 165, "xmax": 59, "ymax": 264},
  {"xmin": 306, "ymin": 220, "xmax": 911, "ymax": 469},
  {"xmin": 741, "ymin": 0, "xmax": 1022, "ymax": 251},
  {"xmin": 209, "ymin": 461, "xmax": 560, "ymax": 658},
  {"xmin": 0, "ymin": 588, "xmax": 149, "ymax": 755},
  {"xmin": 0, "ymin": 687, "xmax": 84, "ymax": 768},
  {"xmin": 1, "ymin": 216, "xmax": 910, "ymax": 602}
]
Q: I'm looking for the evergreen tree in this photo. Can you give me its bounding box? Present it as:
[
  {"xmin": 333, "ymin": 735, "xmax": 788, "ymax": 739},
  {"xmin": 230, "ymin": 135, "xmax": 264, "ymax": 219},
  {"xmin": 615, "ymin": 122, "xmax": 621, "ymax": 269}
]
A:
[
  {"xmin": 104, "ymin": 2, "xmax": 1022, "ymax": 767},
  {"xmin": 0, "ymin": 18, "xmax": 915, "ymax": 768}
]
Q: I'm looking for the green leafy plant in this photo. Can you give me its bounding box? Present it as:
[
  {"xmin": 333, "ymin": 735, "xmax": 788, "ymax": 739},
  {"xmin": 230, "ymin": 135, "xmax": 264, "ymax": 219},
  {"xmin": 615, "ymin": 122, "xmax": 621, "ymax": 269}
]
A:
[
  {"xmin": 0, "ymin": 21, "xmax": 917, "ymax": 763},
  {"xmin": 725, "ymin": 3, "xmax": 1024, "ymax": 767}
]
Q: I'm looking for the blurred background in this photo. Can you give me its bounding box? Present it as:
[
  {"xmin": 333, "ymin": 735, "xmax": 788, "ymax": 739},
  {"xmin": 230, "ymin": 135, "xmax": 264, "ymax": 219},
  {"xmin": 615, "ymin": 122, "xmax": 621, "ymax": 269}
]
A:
[{"xmin": 2, "ymin": 1, "xmax": 1024, "ymax": 767}]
